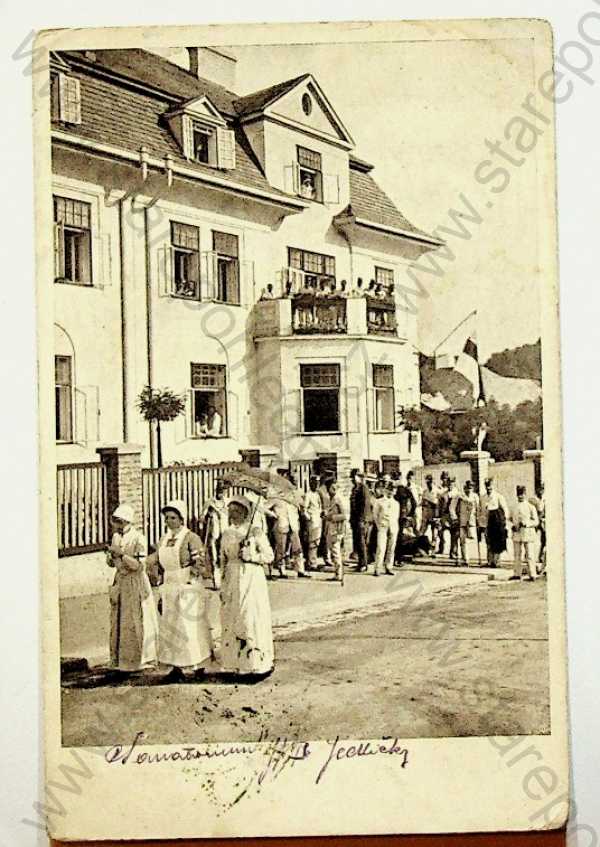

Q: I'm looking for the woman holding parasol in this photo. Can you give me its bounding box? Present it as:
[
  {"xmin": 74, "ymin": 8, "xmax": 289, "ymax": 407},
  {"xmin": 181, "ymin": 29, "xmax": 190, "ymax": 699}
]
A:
[{"xmin": 218, "ymin": 466, "xmax": 302, "ymax": 680}]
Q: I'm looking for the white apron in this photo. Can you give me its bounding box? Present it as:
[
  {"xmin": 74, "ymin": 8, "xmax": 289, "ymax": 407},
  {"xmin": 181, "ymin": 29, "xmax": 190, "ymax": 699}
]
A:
[{"xmin": 157, "ymin": 529, "xmax": 212, "ymax": 669}]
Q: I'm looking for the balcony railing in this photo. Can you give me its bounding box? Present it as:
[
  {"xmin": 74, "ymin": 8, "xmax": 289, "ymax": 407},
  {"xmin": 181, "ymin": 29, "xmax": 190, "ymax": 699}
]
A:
[
  {"xmin": 291, "ymin": 294, "xmax": 347, "ymax": 334},
  {"xmin": 366, "ymin": 297, "xmax": 397, "ymax": 335}
]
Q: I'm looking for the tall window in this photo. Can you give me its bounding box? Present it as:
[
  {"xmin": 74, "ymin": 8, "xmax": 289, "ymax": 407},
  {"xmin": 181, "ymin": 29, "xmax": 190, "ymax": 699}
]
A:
[
  {"xmin": 213, "ymin": 231, "xmax": 240, "ymax": 305},
  {"xmin": 191, "ymin": 122, "xmax": 211, "ymax": 164},
  {"xmin": 55, "ymin": 356, "xmax": 73, "ymax": 442},
  {"xmin": 171, "ymin": 221, "xmax": 200, "ymax": 298},
  {"xmin": 288, "ymin": 247, "xmax": 335, "ymax": 290},
  {"xmin": 300, "ymin": 364, "xmax": 340, "ymax": 433},
  {"xmin": 297, "ymin": 146, "xmax": 323, "ymax": 201},
  {"xmin": 54, "ymin": 196, "xmax": 92, "ymax": 285},
  {"xmin": 373, "ymin": 364, "xmax": 395, "ymax": 431},
  {"xmin": 191, "ymin": 363, "xmax": 227, "ymax": 437}
]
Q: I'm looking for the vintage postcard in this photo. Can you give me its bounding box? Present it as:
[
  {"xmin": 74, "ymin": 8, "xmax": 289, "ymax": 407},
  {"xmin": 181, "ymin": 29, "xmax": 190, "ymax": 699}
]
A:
[{"xmin": 35, "ymin": 17, "xmax": 569, "ymax": 841}]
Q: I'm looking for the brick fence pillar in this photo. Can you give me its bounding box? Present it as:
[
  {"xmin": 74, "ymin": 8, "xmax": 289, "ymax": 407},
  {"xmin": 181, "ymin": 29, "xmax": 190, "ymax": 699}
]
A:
[
  {"xmin": 459, "ymin": 450, "xmax": 492, "ymax": 496},
  {"xmin": 523, "ymin": 449, "xmax": 544, "ymax": 490},
  {"xmin": 97, "ymin": 444, "xmax": 144, "ymax": 528}
]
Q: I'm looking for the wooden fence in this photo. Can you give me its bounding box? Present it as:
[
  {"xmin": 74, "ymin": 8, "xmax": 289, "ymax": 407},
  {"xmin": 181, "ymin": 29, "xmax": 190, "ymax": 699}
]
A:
[
  {"xmin": 142, "ymin": 462, "xmax": 242, "ymax": 550},
  {"xmin": 57, "ymin": 463, "xmax": 108, "ymax": 556}
]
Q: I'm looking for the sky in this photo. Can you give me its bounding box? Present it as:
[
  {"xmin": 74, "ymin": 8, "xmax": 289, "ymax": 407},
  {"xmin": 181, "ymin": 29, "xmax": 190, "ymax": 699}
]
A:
[{"xmin": 157, "ymin": 37, "xmax": 544, "ymax": 361}]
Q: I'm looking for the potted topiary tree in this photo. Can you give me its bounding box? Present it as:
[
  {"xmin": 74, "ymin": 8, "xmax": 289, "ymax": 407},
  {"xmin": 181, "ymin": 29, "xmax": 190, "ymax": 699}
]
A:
[{"xmin": 137, "ymin": 386, "xmax": 186, "ymax": 468}]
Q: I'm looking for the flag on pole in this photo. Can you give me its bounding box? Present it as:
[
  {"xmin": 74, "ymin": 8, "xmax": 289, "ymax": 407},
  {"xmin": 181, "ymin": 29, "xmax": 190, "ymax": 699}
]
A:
[
  {"xmin": 433, "ymin": 311, "xmax": 486, "ymax": 407},
  {"xmin": 455, "ymin": 333, "xmax": 486, "ymax": 406}
]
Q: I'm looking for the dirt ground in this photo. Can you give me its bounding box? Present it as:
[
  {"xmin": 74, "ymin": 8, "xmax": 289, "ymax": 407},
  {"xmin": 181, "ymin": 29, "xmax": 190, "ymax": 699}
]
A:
[{"xmin": 61, "ymin": 579, "xmax": 549, "ymax": 747}]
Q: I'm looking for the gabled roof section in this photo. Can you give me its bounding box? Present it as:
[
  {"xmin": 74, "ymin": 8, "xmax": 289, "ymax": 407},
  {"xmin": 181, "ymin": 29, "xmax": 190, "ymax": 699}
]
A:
[
  {"xmin": 233, "ymin": 74, "xmax": 310, "ymax": 116},
  {"xmin": 234, "ymin": 73, "xmax": 354, "ymax": 147},
  {"xmin": 165, "ymin": 94, "xmax": 227, "ymax": 125}
]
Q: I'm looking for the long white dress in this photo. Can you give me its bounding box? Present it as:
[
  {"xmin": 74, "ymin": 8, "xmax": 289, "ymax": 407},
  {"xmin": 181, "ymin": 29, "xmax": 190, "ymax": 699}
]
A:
[
  {"xmin": 157, "ymin": 528, "xmax": 213, "ymax": 670},
  {"xmin": 220, "ymin": 525, "xmax": 275, "ymax": 675}
]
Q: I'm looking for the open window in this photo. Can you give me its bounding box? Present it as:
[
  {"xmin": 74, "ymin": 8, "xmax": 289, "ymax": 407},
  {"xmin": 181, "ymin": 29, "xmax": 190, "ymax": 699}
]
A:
[
  {"xmin": 54, "ymin": 196, "xmax": 92, "ymax": 285},
  {"xmin": 190, "ymin": 363, "xmax": 227, "ymax": 437},
  {"xmin": 300, "ymin": 363, "xmax": 340, "ymax": 433},
  {"xmin": 297, "ymin": 146, "xmax": 323, "ymax": 202},
  {"xmin": 179, "ymin": 112, "xmax": 236, "ymax": 170},
  {"xmin": 170, "ymin": 221, "xmax": 200, "ymax": 299},
  {"xmin": 287, "ymin": 247, "xmax": 336, "ymax": 292},
  {"xmin": 213, "ymin": 231, "xmax": 240, "ymax": 305}
]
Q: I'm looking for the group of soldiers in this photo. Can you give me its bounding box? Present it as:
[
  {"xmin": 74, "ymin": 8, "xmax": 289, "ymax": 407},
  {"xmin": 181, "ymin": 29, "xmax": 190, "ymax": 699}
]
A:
[
  {"xmin": 199, "ymin": 467, "xmax": 547, "ymax": 586},
  {"xmin": 415, "ymin": 471, "xmax": 546, "ymax": 579}
]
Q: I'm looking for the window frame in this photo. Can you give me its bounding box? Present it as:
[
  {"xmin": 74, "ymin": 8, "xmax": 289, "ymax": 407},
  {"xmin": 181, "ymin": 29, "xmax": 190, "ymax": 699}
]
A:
[
  {"xmin": 191, "ymin": 121, "xmax": 213, "ymax": 165},
  {"xmin": 300, "ymin": 363, "xmax": 341, "ymax": 434},
  {"xmin": 372, "ymin": 363, "xmax": 395, "ymax": 433},
  {"xmin": 375, "ymin": 266, "xmax": 395, "ymax": 288},
  {"xmin": 170, "ymin": 220, "xmax": 201, "ymax": 300},
  {"xmin": 288, "ymin": 247, "xmax": 336, "ymax": 289},
  {"xmin": 55, "ymin": 355, "xmax": 74, "ymax": 443},
  {"xmin": 296, "ymin": 145, "xmax": 323, "ymax": 203},
  {"xmin": 54, "ymin": 195, "xmax": 93, "ymax": 287},
  {"xmin": 212, "ymin": 231, "xmax": 240, "ymax": 306},
  {"xmin": 190, "ymin": 363, "xmax": 228, "ymax": 438}
]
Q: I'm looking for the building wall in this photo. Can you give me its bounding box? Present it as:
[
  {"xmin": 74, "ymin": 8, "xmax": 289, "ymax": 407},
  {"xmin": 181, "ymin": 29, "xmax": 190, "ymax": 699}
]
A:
[{"xmin": 51, "ymin": 98, "xmax": 426, "ymax": 471}]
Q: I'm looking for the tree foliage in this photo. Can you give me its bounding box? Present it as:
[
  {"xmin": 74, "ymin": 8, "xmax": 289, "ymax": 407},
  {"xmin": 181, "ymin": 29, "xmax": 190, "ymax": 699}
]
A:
[
  {"xmin": 136, "ymin": 386, "xmax": 186, "ymax": 423},
  {"xmin": 405, "ymin": 398, "xmax": 543, "ymax": 464},
  {"xmin": 485, "ymin": 340, "xmax": 542, "ymax": 384}
]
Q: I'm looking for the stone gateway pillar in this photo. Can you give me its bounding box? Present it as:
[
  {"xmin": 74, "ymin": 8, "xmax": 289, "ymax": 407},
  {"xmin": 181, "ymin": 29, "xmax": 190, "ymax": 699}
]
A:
[{"xmin": 96, "ymin": 444, "xmax": 144, "ymax": 528}]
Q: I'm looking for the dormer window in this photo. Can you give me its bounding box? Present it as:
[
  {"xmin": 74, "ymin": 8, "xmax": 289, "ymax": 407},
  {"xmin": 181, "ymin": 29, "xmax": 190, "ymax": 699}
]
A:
[
  {"xmin": 191, "ymin": 122, "xmax": 211, "ymax": 164},
  {"xmin": 284, "ymin": 146, "xmax": 339, "ymax": 204},
  {"xmin": 297, "ymin": 146, "xmax": 322, "ymax": 202},
  {"xmin": 166, "ymin": 96, "xmax": 236, "ymax": 170}
]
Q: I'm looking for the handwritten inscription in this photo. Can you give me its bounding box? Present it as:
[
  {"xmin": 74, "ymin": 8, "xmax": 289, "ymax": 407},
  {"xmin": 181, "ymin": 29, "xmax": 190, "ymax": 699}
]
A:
[{"xmin": 105, "ymin": 731, "xmax": 409, "ymax": 787}]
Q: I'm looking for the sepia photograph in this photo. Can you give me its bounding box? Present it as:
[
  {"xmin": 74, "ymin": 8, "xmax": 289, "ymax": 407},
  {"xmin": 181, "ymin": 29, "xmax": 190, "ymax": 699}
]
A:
[{"xmin": 34, "ymin": 17, "xmax": 570, "ymax": 840}]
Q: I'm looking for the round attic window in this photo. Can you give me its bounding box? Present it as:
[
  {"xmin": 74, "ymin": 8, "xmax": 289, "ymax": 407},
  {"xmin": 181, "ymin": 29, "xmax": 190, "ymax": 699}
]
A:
[{"xmin": 301, "ymin": 93, "xmax": 312, "ymax": 116}]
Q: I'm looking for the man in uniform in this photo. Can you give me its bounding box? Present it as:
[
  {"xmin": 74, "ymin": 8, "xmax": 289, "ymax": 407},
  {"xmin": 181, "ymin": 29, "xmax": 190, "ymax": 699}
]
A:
[
  {"xmin": 324, "ymin": 479, "xmax": 348, "ymax": 581},
  {"xmin": 303, "ymin": 475, "xmax": 323, "ymax": 571},
  {"xmin": 450, "ymin": 479, "xmax": 480, "ymax": 565},
  {"xmin": 349, "ymin": 469, "xmax": 372, "ymax": 572},
  {"xmin": 510, "ymin": 485, "xmax": 539, "ymax": 581},
  {"xmin": 420, "ymin": 473, "xmax": 440, "ymax": 548}
]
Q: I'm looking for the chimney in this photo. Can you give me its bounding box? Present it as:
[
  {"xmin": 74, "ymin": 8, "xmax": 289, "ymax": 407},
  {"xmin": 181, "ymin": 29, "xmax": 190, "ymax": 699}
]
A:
[{"xmin": 186, "ymin": 47, "xmax": 237, "ymax": 91}]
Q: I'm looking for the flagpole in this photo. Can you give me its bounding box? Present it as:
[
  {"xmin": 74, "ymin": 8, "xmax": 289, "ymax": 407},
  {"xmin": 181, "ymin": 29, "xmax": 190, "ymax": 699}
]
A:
[{"xmin": 432, "ymin": 309, "xmax": 477, "ymax": 356}]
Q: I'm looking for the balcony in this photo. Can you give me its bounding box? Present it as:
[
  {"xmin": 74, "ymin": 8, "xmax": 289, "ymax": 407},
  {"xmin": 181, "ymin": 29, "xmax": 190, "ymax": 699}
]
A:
[
  {"xmin": 253, "ymin": 292, "xmax": 400, "ymax": 340},
  {"xmin": 292, "ymin": 294, "xmax": 347, "ymax": 334},
  {"xmin": 366, "ymin": 297, "xmax": 397, "ymax": 335}
]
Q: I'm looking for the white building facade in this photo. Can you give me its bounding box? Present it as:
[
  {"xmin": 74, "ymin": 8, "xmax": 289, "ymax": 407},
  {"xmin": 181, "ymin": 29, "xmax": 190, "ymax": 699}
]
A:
[{"xmin": 51, "ymin": 46, "xmax": 442, "ymax": 475}]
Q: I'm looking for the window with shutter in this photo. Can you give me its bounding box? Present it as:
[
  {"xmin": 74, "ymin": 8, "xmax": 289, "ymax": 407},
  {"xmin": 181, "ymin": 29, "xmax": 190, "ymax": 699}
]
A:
[
  {"xmin": 58, "ymin": 74, "xmax": 81, "ymax": 124},
  {"xmin": 170, "ymin": 221, "xmax": 200, "ymax": 299},
  {"xmin": 53, "ymin": 196, "xmax": 92, "ymax": 285},
  {"xmin": 216, "ymin": 127, "xmax": 236, "ymax": 169},
  {"xmin": 190, "ymin": 363, "xmax": 228, "ymax": 437},
  {"xmin": 296, "ymin": 145, "xmax": 323, "ymax": 202},
  {"xmin": 212, "ymin": 231, "xmax": 240, "ymax": 305}
]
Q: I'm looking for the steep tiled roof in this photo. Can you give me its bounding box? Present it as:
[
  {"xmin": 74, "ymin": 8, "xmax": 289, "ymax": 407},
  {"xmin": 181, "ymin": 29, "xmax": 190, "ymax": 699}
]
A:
[
  {"xmin": 346, "ymin": 166, "xmax": 437, "ymax": 241},
  {"xmin": 233, "ymin": 74, "xmax": 310, "ymax": 116},
  {"xmin": 53, "ymin": 61, "xmax": 286, "ymax": 196},
  {"xmin": 62, "ymin": 49, "xmax": 238, "ymax": 115}
]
